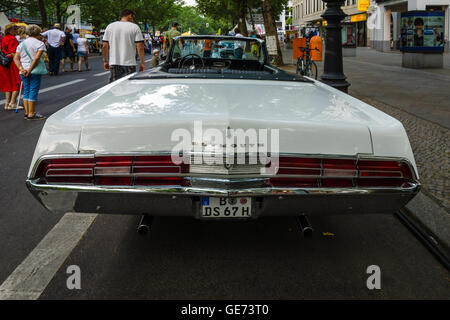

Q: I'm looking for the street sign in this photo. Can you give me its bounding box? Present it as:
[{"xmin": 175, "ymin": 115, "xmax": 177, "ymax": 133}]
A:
[
  {"xmin": 351, "ymin": 13, "xmax": 367, "ymax": 22},
  {"xmin": 358, "ymin": 0, "xmax": 370, "ymax": 12}
]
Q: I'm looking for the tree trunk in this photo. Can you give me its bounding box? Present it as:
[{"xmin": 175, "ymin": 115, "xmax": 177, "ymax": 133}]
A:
[
  {"xmin": 248, "ymin": 5, "xmax": 255, "ymax": 31},
  {"xmin": 56, "ymin": 2, "xmax": 61, "ymax": 25},
  {"xmin": 38, "ymin": 0, "xmax": 47, "ymax": 28},
  {"xmin": 236, "ymin": 0, "xmax": 248, "ymax": 36},
  {"xmin": 261, "ymin": 0, "xmax": 283, "ymax": 66}
]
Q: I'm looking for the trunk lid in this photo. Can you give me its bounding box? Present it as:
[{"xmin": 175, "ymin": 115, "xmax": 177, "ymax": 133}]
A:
[{"xmin": 75, "ymin": 79, "xmax": 373, "ymax": 155}]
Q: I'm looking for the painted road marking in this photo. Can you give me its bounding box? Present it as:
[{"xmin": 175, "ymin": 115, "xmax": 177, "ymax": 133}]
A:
[
  {"xmin": 94, "ymin": 71, "xmax": 110, "ymax": 77},
  {"xmin": 0, "ymin": 212, "xmax": 97, "ymax": 300},
  {"xmin": 0, "ymin": 79, "xmax": 86, "ymax": 105}
]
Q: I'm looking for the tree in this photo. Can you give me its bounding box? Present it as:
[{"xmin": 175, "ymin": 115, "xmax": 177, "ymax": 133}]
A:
[
  {"xmin": 134, "ymin": 0, "xmax": 179, "ymax": 33},
  {"xmin": 261, "ymin": 0, "xmax": 283, "ymax": 65},
  {"xmin": 197, "ymin": 0, "xmax": 248, "ymax": 35},
  {"xmin": 0, "ymin": 0, "xmax": 21, "ymax": 13},
  {"xmin": 37, "ymin": 0, "xmax": 48, "ymax": 27}
]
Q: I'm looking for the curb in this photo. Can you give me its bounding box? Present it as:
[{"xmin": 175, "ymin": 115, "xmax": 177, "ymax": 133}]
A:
[{"xmin": 405, "ymin": 191, "xmax": 450, "ymax": 251}]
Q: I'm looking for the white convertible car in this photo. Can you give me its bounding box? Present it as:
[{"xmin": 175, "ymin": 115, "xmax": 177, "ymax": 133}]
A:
[{"xmin": 26, "ymin": 36, "xmax": 419, "ymax": 225}]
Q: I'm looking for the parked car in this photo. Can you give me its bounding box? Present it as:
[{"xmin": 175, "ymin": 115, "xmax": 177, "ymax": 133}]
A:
[{"xmin": 26, "ymin": 35, "xmax": 419, "ymax": 220}]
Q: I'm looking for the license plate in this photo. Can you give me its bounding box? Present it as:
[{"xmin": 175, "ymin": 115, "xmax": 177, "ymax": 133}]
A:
[{"xmin": 201, "ymin": 197, "xmax": 252, "ymax": 218}]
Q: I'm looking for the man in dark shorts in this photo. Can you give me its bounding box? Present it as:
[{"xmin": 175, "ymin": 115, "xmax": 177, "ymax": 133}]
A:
[
  {"xmin": 102, "ymin": 9, "xmax": 145, "ymax": 82},
  {"xmin": 60, "ymin": 26, "xmax": 76, "ymax": 72}
]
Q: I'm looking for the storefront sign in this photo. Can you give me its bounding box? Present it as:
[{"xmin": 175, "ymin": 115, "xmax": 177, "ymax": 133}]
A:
[
  {"xmin": 351, "ymin": 13, "xmax": 367, "ymax": 23},
  {"xmin": 358, "ymin": 0, "xmax": 369, "ymax": 12},
  {"xmin": 400, "ymin": 11, "xmax": 445, "ymax": 52}
]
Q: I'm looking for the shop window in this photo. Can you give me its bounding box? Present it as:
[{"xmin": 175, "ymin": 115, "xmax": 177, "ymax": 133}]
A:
[{"xmin": 342, "ymin": 24, "xmax": 356, "ymax": 47}]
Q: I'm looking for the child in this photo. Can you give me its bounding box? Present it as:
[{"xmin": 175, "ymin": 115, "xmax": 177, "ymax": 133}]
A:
[{"xmin": 150, "ymin": 49, "xmax": 161, "ymax": 68}]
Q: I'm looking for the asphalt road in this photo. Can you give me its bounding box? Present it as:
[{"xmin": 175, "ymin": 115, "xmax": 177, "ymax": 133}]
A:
[{"xmin": 0, "ymin": 55, "xmax": 449, "ymax": 299}]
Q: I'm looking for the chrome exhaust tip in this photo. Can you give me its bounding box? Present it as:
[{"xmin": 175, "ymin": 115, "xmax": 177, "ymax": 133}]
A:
[
  {"xmin": 297, "ymin": 215, "xmax": 313, "ymax": 237},
  {"xmin": 137, "ymin": 215, "xmax": 153, "ymax": 235}
]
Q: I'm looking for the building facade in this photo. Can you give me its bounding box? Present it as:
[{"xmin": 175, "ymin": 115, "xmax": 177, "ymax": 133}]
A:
[
  {"xmin": 292, "ymin": 0, "xmax": 369, "ymax": 46},
  {"xmin": 278, "ymin": 0, "xmax": 294, "ymax": 32},
  {"xmin": 368, "ymin": 0, "xmax": 449, "ymax": 52}
]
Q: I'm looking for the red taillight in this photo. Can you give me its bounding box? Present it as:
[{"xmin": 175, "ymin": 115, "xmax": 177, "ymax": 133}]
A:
[
  {"xmin": 35, "ymin": 155, "xmax": 190, "ymax": 186},
  {"xmin": 269, "ymin": 157, "xmax": 414, "ymax": 189},
  {"xmin": 34, "ymin": 155, "xmax": 415, "ymax": 189}
]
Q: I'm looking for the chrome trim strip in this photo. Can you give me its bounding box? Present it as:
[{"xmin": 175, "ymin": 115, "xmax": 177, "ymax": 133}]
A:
[{"xmin": 27, "ymin": 179, "xmax": 420, "ymax": 196}]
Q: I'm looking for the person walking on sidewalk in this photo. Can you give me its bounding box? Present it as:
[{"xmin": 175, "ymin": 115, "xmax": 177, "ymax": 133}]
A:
[
  {"xmin": 102, "ymin": 9, "xmax": 145, "ymax": 83},
  {"xmin": 14, "ymin": 24, "xmax": 47, "ymax": 120},
  {"xmin": 61, "ymin": 26, "xmax": 76, "ymax": 72},
  {"xmin": 0, "ymin": 24, "xmax": 22, "ymax": 111},
  {"xmin": 76, "ymin": 33, "xmax": 91, "ymax": 72},
  {"xmin": 42, "ymin": 23, "xmax": 65, "ymax": 76},
  {"xmin": 72, "ymin": 29, "xmax": 79, "ymax": 62},
  {"xmin": 163, "ymin": 22, "xmax": 180, "ymax": 56}
]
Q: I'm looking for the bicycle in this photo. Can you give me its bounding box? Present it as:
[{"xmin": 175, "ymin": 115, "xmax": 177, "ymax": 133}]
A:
[{"xmin": 296, "ymin": 44, "xmax": 319, "ymax": 79}]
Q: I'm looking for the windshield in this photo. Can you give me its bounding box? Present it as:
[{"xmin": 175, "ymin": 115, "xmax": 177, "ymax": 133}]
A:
[{"xmin": 172, "ymin": 37, "xmax": 265, "ymax": 64}]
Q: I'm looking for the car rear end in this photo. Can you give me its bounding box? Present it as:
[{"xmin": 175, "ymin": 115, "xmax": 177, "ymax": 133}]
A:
[{"xmin": 27, "ymin": 152, "xmax": 419, "ymax": 218}]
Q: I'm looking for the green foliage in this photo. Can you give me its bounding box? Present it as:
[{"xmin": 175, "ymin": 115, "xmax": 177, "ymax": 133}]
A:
[
  {"xmin": 157, "ymin": 5, "xmax": 233, "ymax": 35},
  {"xmin": 0, "ymin": 1, "xmax": 21, "ymax": 13},
  {"xmin": 13, "ymin": 0, "xmax": 288, "ymax": 35}
]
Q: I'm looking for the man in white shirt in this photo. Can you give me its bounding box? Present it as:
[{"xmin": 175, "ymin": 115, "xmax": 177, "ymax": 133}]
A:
[
  {"xmin": 102, "ymin": 9, "xmax": 145, "ymax": 83},
  {"xmin": 42, "ymin": 23, "xmax": 65, "ymax": 75}
]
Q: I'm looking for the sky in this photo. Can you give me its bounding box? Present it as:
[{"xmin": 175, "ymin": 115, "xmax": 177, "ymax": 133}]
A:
[{"xmin": 183, "ymin": 0, "xmax": 197, "ymax": 6}]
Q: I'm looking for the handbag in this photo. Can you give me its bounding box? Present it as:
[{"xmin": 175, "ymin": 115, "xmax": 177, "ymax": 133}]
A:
[
  {"xmin": 22, "ymin": 42, "xmax": 48, "ymax": 75},
  {"xmin": 0, "ymin": 50, "xmax": 12, "ymax": 67}
]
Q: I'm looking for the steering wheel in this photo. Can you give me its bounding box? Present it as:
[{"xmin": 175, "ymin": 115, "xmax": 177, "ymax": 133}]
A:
[{"xmin": 179, "ymin": 54, "xmax": 205, "ymax": 70}]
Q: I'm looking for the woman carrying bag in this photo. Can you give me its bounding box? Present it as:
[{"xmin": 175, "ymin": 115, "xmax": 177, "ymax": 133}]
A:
[
  {"xmin": 0, "ymin": 24, "xmax": 22, "ymax": 111},
  {"xmin": 13, "ymin": 24, "xmax": 47, "ymax": 120}
]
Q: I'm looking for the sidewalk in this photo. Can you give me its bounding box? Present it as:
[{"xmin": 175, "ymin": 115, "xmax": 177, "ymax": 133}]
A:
[
  {"xmin": 279, "ymin": 46, "xmax": 449, "ymax": 213},
  {"xmin": 281, "ymin": 46, "xmax": 450, "ymax": 128}
]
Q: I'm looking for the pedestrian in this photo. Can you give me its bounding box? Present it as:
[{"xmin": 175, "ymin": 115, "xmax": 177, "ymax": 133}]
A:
[
  {"xmin": 72, "ymin": 28, "xmax": 79, "ymax": 63},
  {"xmin": 149, "ymin": 49, "xmax": 160, "ymax": 67},
  {"xmin": 76, "ymin": 33, "xmax": 91, "ymax": 72},
  {"xmin": 163, "ymin": 22, "xmax": 180, "ymax": 56},
  {"xmin": 143, "ymin": 32, "xmax": 151, "ymax": 53},
  {"xmin": 102, "ymin": 9, "xmax": 145, "ymax": 82},
  {"xmin": 0, "ymin": 24, "xmax": 22, "ymax": 111},
  {"xmin": 16, "ymin": 26, "xmax": 27, "ymax": 43},
  {"xmin": 142, "ymin": 32, "xmax": 150, "ymax": 53},
  {"xmin": 61, "ymin": 26, "xmax": 76, "ymax": 72},
  {"xmin": 42, "ymin": 23, "xmax": 66, "ymax": 76},
  {"xmin": 13, "ymin": 24, "xmax": 47, "ymax": 120},
  {"xmin": 234, "ymin": 28, "xmax": 244, "ymax": 59}
]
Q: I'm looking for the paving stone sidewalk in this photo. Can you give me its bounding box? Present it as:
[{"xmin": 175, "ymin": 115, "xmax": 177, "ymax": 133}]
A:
[{"xmin": 279, "ymin": 47, "xmax": 449, "ymax": 210}]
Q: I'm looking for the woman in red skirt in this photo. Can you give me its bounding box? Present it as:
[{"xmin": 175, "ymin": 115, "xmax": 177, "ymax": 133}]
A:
[{"xmin": 0, "ymin": 24, "xmax": 22, "ymax": 111}]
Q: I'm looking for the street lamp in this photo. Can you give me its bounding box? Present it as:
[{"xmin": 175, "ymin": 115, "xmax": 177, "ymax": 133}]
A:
[{"xmin": 320, "ymin": 0, "xmax": 350, "ymax": 93}]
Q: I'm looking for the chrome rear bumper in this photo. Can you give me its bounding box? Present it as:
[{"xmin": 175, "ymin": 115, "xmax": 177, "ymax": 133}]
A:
[{"xmin": 26, "ymin": 179, "xmax": 420, "ymax": 217}]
